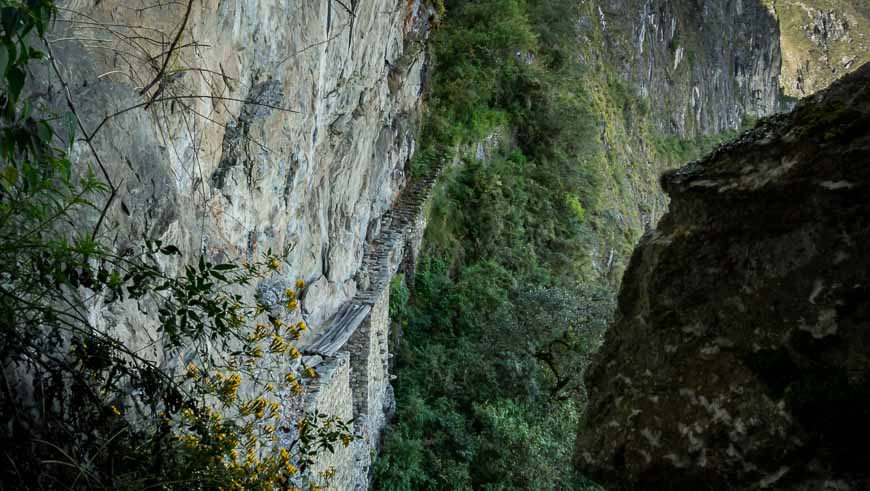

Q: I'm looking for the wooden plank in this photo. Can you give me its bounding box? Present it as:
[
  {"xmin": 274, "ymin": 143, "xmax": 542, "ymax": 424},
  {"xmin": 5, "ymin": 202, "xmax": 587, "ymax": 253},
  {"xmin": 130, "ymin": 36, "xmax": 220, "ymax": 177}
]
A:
[{"xmin": 304, "ymin": 303, "xmax": 371, "ymax": 357}]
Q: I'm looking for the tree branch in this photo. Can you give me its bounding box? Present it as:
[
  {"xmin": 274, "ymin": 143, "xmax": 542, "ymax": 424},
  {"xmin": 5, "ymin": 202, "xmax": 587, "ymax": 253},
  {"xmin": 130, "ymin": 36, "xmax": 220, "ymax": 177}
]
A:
[{"xmin": 138, "ymin": 0, "xmax": 195, "ymax": 100}]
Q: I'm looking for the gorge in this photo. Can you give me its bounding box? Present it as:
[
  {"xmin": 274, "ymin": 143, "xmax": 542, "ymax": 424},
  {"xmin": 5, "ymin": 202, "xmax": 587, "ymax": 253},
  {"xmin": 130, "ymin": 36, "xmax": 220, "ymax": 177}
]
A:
[{"xmin": 1, "ymin": 0, "xmax": 868, "ymax": 489}]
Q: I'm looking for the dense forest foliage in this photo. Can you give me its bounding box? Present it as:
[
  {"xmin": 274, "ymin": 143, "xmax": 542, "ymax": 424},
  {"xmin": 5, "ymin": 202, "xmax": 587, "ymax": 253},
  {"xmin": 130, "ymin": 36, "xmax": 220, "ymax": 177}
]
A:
[
  {"xmin": 373, "ymin": 0, "xmax": 745, "ymax": 488},
  {"xmin": 374, "ymin": 0, "xmax": 613, "ymax": 488}
]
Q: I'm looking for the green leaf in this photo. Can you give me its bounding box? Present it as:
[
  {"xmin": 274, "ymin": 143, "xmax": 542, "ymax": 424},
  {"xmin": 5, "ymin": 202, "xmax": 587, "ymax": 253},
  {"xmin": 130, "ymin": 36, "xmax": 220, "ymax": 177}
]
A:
[
  {"xmin": 2, "ymin": 165, "xmax": 18, "ymax": 185},
  {"xmin": 37, "ymin": 120, "xmax": 52, "ymax": 144},
  {"xmin": 6, "ymin": 66, "xmax": 25, "ymax": 103},
  {"xmin": 0, "ymin": 46, "xmax": 8, "ymax": 76},
  {"xmin": 65, "ymin": 111, "xmax": 76, "ymax": 150}
]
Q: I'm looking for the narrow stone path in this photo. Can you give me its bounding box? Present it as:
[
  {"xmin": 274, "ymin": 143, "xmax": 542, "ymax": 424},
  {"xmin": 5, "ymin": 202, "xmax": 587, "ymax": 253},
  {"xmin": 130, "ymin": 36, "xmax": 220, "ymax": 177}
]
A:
[{"xmin": 305, "ymin": 162, "xmax": 445, "ymax": 356}]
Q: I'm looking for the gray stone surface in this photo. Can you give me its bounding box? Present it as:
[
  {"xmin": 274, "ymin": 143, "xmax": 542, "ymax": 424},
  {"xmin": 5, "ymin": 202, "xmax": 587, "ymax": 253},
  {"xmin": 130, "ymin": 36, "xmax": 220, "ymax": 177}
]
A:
[
  {"xmin": 585, "ymin": 0, "xmax": 786, "ymax": 136},
  {"xmin": 576, "ymin": 63, "xmax": 870, "ymax": 490},
  {"xmin": 36, "ymin": 0, "xmax": 430, "ymax": 345},
  {"xmin": 29, "ymin": 2, "xmax": 435, "ymax": 489}
]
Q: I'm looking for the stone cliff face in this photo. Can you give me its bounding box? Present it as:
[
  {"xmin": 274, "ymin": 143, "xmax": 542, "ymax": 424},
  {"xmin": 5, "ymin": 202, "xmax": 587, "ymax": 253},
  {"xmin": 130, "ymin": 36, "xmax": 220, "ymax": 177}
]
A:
[
  {"xmin": 574, "ymin": 0, "xmax": 788, "ymax": 284},
  {"xmin": 585, "ymin": 0, "xmax": 785, "ymax": 137},
  {"xmin": 576, "ymin": 62, "xmax": 870, "ymax": 489},
  {"xmin": 31, "ymin": 1, "xmax": 432, "ymax": 487},
  {"xmin": 38, "ymin": 0, "xmax": 430, "ymax": 340}
]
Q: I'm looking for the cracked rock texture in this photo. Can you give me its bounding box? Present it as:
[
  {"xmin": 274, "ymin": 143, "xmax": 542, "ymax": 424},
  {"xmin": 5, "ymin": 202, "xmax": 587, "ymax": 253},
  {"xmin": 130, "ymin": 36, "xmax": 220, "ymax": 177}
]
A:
[
  {"xmin": 575, "ymin": 62, "xmax": 870, "ymax": 489},
  {"xmin": 585, "ymin": 0, "xmax": 786, "ymax": 137},
  {"xmin": 34, "ymin": 0, "xmax": 430, "ymax": 351},
  {"xmin": 768, "ymin": 0, "xmax": 870, "ymax": 97}
]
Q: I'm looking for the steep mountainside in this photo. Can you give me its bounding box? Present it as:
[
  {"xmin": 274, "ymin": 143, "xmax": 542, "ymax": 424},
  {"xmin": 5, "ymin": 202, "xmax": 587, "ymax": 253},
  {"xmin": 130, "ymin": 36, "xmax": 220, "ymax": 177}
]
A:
[
  {"xmin": 583, "ymin": 0, "xmax": 785, "ymax": 137},
  {"xmin": 576, "ymin": 62, "xmax": 870, "ymax": 490},
  {"xmin": 8, "ymin": 0, "xmax": 434, "ymax": 488},
  {"xmin": 6, "ymin": 0, "xmax": 865, "ymax": 488},
  {"xmin": 374, "ymin": 0, "xmax": 793, "ymax": 488},
  {"xmin": 770, "ymin": 0, "xmax": 870, "ymax": 97},
  {"xmin": 571, "ymin": 0, "xmax": 787, "ymax": 284}
]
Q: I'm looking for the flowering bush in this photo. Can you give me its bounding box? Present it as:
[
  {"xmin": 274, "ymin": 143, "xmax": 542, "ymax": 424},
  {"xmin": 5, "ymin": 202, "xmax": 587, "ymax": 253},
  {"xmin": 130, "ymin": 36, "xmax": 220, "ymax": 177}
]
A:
[{"xmin": 0, "ymin": 2, "xmax": 353, "ymax": 488}]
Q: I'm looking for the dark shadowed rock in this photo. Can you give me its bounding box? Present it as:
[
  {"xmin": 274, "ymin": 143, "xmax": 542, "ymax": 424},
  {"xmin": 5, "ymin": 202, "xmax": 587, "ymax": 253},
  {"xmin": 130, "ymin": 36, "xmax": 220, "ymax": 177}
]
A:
[{"xmin": 575, "ymin": 63, "xmax": 870, "ymax": 490}]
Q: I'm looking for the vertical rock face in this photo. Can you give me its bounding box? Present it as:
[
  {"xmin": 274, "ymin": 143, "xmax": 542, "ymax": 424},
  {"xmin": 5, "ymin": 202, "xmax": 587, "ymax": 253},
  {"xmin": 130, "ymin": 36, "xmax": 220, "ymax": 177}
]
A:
[
  {"xmin": 574, "ymin": 0, "xmax": 789, "ymax": 284},
  {"xmin": 589, "ymin": 0, "xmax": 785, "ymax": 136},
  {"xmin": 28, "ymin": 3, "xmax": 432, "ymax": 487},
  {"xmin": 575, "ymin": 63, "xmax": 870, "ymax": 489},
  {"xmin": 36, "ymin": 0, "xmax": 430, "ymax": 358}
]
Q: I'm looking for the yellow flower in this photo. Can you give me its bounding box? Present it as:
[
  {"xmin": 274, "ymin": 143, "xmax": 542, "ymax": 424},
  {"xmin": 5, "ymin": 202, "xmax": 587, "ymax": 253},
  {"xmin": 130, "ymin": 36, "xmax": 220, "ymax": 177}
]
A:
[
  {"xmin": 185, "ymin": 362, "xmax": 199, "ymax": 378},
  {"xmin": 271, "ymin": 317, "xmax": 283, "ymax": 328},
  {"xmin": 245, "ymin": 448, "xmax": 258, "ymax": 467},
  {"xmin": 285, "ymin": 288, "xmax": 296, "ymax": 299},
  {"xmin": 250, "ymin": 323, "xmax": 269, "ymax": 342},
  {"xmin": 305, "ymin": 367, "xmax": 318, "ymax": 379},
  {"xmin": 111, "ymin": 405, "xmax": 121, "ymax": 417},
  {"xmin": 241, "ymin": 397, "xmax": 268, "ymax": 418},
  {"xmin": 280, "ymin": 447, "xmax": 290, "ymax": 461},
  {"xmin": 286, "ymin": 299, "xmax": 298, "ymax": 310},
  {"xmin": 248, "ymin": 346, "xmax": 263, "ymax": 358},
  {"xmin": 269, "ymin": 335, "xmax": 287, "ymax": 354},
  {"xmin": 269, "ymin": 257, "xmax": 282, "ymax": 271},
  {"xmin": 291, "ymin": 381, "xmax": 304, "ymax": 396},
  {"xmin": 341, "ymin": 433, "xmax": 353, "ymax": 447},
  {"xmin": 296, "ymin": 279, "xmax": 305, "ymax": 289},
  {"xmin": 296, "ymin": 321, "xmax": 307, "ymax": 331},
  {"xmin": 284, "ymin": 372, "xmax": 297, "ymax": 384},
  {"xmin": 269, "ymin": 401, "xmax": 281, "ymax": 418},
  {"xmin": 285, "ymin": 462, "xmax": 298, "ymax": 476},
  {"xmin": 181, "ymin": 434, "xmax": 200, "ymax": 449},
  {"xmin": 264, "ymin": 383, "xmax": 274, "ymax": 392},
  {"xmin": 263, "ymin": 424, "xmax": 275, "ymax": 435},
  {"xmin": 221, "ymin": 373, "xmax": 241, "ymax": 404},
  {"xmin": 289, "ymin": 346, "xmax": 301, "ymax": 359}
]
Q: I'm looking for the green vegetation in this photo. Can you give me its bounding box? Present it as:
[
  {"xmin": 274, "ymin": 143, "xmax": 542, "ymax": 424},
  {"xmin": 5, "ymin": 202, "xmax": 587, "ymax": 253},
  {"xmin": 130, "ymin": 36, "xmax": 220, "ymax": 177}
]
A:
[
  {"xmin": 374, "ymin": 1, "xmax": 615, "ymax": 488},
  {"xmin": 375, "ymin": 0, "xmax": 758, "ymax": 488},
  {"xmin": 1, "ymin": 2, "xmax": 348, "ymax": 488},
  {"xmin": 653, "ymin": 115, "xmax": 755, "ymax": 165}
]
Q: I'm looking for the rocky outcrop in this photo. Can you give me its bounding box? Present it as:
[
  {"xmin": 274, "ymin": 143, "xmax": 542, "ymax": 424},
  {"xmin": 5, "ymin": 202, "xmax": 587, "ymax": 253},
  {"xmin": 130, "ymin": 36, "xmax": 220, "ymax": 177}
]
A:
[
  {"xmin": 584, "ymin": 0, "xmax": 785, "ymax": 137},
  {"xmin": 28, "ymin": 1, "xmax": 433, "ymax": 488},
  {"xmin": 34, "ymin": 0, "xmax": 431, "ymax": 345},
  {"xmin": 575, "ymin": 62, "xmax": 870, "ymax": 489},
  {"xmin": 771, "ymin": 0, "xmax": 870, "ymax": 98}
]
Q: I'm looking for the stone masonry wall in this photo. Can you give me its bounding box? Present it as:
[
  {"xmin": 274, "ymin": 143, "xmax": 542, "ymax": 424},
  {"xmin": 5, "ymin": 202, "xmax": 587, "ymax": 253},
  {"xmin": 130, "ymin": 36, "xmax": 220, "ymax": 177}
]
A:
[
  {"xmin": 349, "ymin": 289, "xmax": 391, "ymax": 450},
  {"xmin": 302, "ymin": 162, "xmax": 444, "ymax": 489},
  {"xmin": 304, "ymin": 353, "xmax": 355, "ymax": 488}
]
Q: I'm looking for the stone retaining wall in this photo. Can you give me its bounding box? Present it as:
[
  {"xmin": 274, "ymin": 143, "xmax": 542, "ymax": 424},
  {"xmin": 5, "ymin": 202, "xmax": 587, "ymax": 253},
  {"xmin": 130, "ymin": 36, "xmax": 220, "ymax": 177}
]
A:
[{"xmin": 301, "ymin": 160, "xmax": 444, "ymax": 490}]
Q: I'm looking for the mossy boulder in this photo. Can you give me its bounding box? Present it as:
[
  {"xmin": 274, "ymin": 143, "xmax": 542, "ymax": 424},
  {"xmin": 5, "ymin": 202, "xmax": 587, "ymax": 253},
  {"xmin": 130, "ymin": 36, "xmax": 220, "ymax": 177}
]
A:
[{"xmin": 575, "ymin": 62, "xmax": 870, "ymax": 490}]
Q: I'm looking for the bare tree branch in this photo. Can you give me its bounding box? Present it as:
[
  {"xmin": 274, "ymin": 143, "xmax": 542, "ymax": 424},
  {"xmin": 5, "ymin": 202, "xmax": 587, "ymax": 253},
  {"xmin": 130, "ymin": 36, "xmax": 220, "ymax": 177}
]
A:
[{"xmin": 138, "ymin": 0, "xmax": 195, "ymax": 105}]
